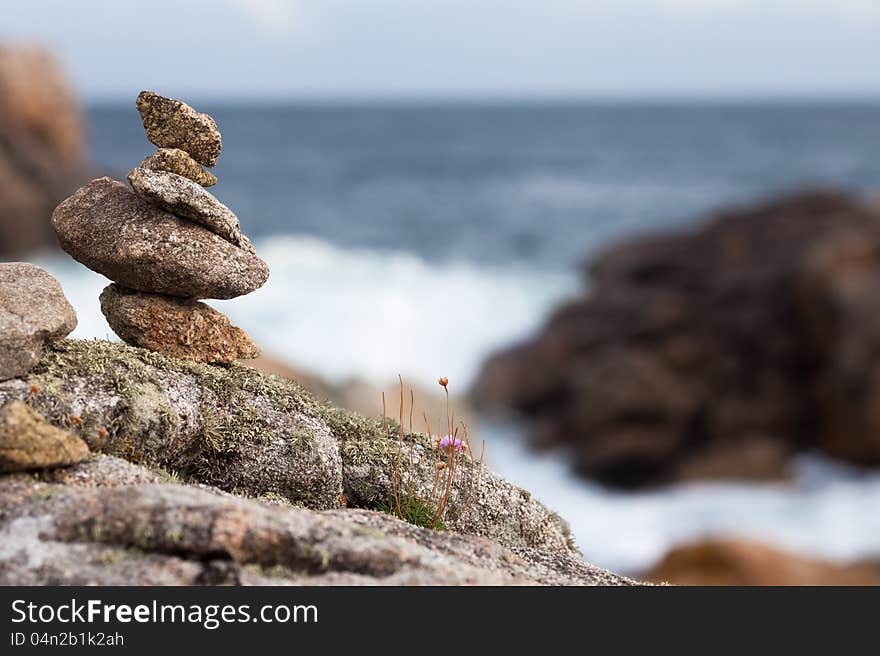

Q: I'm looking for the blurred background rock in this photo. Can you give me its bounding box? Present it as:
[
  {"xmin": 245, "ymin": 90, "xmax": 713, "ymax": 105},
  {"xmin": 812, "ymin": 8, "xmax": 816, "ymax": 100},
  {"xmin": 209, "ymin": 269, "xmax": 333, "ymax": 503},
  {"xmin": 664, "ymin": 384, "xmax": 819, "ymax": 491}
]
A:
[
  {"xmin": 474, "ymin": 190, "xmax": 880, "ymax": 486},
  {"xmin": 0, "ymin": 45, "xmax": 93, "ymax": 258}
]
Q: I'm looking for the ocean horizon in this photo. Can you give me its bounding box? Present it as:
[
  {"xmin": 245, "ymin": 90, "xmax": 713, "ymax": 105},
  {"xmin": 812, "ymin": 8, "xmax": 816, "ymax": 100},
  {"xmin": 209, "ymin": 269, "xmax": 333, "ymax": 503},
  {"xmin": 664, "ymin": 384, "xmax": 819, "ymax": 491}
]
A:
[{"xmin": 71, "ymin": 99, "xmax": 880, "ymax": 386}]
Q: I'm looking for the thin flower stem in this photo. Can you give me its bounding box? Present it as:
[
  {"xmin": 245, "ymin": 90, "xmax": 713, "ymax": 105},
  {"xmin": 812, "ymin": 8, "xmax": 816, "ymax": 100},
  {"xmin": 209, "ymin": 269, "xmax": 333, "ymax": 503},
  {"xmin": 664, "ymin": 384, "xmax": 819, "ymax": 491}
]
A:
[
  {"xmin": 396, "ymin": 375, "xmax": 404, "ymax": 517},
  {"xmin": 407, "ymin": 389, "xmax": 415, "ymax": 503}
]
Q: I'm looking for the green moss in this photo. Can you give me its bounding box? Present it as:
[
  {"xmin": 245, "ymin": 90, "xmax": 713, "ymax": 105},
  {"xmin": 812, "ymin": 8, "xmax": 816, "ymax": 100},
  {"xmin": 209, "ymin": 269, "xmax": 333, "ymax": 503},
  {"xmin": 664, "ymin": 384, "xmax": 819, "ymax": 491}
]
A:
[
  {"xmin": 375, "ymin": 496, "xmax": 446, "ymax": 531},
  {"xmin": 28, "ymin": 339, "xmax": 179, "ymax": 460},
  {"xmin": 290, "ymin": 428, "xmax": 316, "ymax": 460},
  {"xmin": 24, "ymin": 340, "xmax": 493, "ymax": 528},
  {"xmin": 13, "ymin": 339, "xmax": 578, "ymax": 556},
  {"xmin": 339, "ymin": 414, "xmax": 440, "ymax": 474},
  {"xmin": 28, "ymin": 339, "xmax": 328, "ymax": 472},
  {"xmin": 29, "ymin": 339, "xmax": 402, "ymax": 461}
]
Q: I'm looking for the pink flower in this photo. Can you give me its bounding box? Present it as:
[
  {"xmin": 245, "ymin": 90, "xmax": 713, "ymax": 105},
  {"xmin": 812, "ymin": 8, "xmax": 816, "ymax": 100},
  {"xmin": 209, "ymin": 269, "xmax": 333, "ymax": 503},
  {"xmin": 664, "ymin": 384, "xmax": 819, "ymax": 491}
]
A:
[{"xmin": 438, "ymin": 435, "xmax": 466, "ymax": 453}]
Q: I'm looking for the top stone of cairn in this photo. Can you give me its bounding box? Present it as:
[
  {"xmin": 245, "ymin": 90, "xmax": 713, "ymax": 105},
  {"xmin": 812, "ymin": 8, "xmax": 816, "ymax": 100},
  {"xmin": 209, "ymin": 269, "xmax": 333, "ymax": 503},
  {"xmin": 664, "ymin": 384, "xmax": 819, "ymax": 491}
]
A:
[{"xmin": 136, "ymin": 91, "xmax": 222, "ymax": 167}]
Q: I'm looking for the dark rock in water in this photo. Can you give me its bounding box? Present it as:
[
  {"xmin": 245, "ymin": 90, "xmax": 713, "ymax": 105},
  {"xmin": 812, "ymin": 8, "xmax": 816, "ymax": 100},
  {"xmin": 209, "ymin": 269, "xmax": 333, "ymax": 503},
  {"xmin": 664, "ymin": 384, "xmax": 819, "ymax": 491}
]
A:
[
  {"xmin": 127, "ymin": 167, "xmax": 251, "ymax": 252},
  {"xmin": 0, "ymin": 45, "xmax": 93, "ymax": 258},
  {"xmin": 100, "ymin": 284, "xmax": 260, "ymax": 363},
  {"xmin": 135, "ymin": 91, "xmax": 221, "ymax": 167},
  {"xmin": 139, "ymin": 147, "xmax": 217, "ymax": 187},
  {"xmin": 0, "ymin": 401, "xmax": 89, "ymax": 472},
  {"xmin": 473, "ymin": 190, "xmax": 880, "ymax": 486},
  {"xmin": 0, "ymin": 263, "xmax": 77, "ymax": 380},
  {"xmin": 51, "ymin": 177, "xmax": 269, "ymax": 299}
]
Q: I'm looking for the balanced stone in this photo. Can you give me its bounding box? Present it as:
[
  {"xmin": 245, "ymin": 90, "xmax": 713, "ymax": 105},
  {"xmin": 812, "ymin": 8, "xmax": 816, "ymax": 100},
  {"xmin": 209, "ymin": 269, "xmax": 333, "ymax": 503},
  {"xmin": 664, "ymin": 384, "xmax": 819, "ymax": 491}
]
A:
[
  {"xmin": 100, "ymin": 284, "xmax": 260, "ymax": 363},
  {"xmin": 136, "ymin": 91, "xmax": 221, "ymax": 167},
  {"xmin": 0, "ymin": 263, "xmax": 77, "ymax": 380},
  {"xmin": 127, "ymin": 167, "xmax": 252, "ymax": 253},
  {"xmin": 52, "ymin": 177, "xmax": 269, "ymax": 299},
  {"xmin": 140, "ymin": 148, "xmax": 217, "ymax": 187},
  {"xmin": 0, "ymin": 401, "xmax": 89, "ymax": 473}
]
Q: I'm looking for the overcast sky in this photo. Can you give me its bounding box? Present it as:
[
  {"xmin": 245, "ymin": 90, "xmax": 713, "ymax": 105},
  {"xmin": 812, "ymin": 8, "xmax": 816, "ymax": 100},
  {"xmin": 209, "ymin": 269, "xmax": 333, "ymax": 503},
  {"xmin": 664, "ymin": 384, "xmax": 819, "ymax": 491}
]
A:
[{"xmin": 2, "ymin": 0, "xmax": 879, "ymax": 101}]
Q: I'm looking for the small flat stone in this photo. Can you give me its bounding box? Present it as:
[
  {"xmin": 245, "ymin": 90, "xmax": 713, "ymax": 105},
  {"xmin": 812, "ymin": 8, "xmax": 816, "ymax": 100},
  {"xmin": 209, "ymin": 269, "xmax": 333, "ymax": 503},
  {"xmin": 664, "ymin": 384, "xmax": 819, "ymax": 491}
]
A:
[
  {"xmin": 100, "ymin": 284, "xmax": 260, "ymax": 363},
  {"xmin": 52, "ymin": 177, "xmax": 269, "ymax": 299},
  {"xmin": 0, "ymin": 263, "xmax": 77, "ymax": 381},
  {"xmin": 127, "ymin": 167, "xmax": 252, "ymax": 253},
  {"xmin": 0, "ymin": 401, "xmax": 89, "ymax": 472},
  {"xmin": 136, "ymin": 91, "xmax": 221, "ymax": 167},
  {"xmin": 140, "ymin": 148, "xmax": 217, "ymax": 187}
]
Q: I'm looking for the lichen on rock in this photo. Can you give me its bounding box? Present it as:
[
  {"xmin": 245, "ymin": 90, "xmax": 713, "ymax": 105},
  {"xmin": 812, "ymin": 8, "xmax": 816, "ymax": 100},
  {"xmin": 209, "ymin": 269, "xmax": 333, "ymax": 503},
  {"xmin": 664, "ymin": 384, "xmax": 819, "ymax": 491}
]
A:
[{"xmin": 0, "ymin": 338, "xmax": 577, "ymax": 555}]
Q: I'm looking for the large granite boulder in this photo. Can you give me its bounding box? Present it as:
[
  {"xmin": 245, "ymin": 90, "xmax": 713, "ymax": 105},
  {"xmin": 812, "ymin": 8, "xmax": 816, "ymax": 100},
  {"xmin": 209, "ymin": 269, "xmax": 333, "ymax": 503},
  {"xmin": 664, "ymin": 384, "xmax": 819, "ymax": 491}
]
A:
[
  {"xmin": 51, "ymin": 177, "xmax": 268, "ymax": 299},
  {"xmin": 474, "ymin": 190, "xmax": 880, "ymax": 486}
]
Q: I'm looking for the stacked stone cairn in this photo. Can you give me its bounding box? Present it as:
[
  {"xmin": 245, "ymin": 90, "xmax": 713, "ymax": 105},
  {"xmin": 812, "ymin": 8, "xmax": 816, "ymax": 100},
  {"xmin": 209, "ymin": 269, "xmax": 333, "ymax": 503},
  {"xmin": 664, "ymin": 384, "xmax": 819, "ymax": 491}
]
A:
[{"xmin": 51, "ymin": 92, "xmax": 269, "ymax": 364}]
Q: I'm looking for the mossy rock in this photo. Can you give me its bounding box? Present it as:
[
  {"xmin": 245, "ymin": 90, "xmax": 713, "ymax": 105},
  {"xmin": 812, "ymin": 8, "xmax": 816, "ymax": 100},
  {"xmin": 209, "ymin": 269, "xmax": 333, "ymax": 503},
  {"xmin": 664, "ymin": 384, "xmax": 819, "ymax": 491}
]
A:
[{"xmin": 0, "ymin": 339, "xmax": 576, "ymax": 555}]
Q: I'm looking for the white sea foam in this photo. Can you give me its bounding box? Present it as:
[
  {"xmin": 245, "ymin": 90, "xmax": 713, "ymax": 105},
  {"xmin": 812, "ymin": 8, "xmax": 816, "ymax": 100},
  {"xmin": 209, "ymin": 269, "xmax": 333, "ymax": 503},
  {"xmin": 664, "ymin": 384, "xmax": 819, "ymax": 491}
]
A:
[
  {"xmin": 33, "ymin": 235, "xmax": 576, "ymax": 388},
  {"xmin": 484, "ymin": 421, "xmax": 880, "ymax": 575}
]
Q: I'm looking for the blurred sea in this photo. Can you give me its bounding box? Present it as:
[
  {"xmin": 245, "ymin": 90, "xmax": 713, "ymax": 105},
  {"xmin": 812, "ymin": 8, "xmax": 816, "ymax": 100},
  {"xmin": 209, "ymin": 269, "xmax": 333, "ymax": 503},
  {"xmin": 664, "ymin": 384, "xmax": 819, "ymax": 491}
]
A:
[{"xmin": 37, "ymin": 101, "xmax": 880, "ymax": 574}]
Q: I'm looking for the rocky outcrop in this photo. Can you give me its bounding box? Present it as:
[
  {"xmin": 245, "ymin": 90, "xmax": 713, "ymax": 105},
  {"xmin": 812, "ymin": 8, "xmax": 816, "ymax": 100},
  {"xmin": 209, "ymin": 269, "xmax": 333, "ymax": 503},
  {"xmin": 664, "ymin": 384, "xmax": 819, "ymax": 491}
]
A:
[
  {"xmin": 646, "ymin": 539, "xmax": 880, "ymax": 586},
  {"xmin": 0, "ymin": 456, "xmax": 633, "ymax": 585},
  {"xmin": 0, "ymin": 339, "xmax": 577, "ymax": 557},
  {"xmin": 474, "ymin": 191, "xmax": 880, "ymax": 486},
  {"xmin": 0, "ymin": 44, "xmax": 92, "ymax": 257},
  {"xmin": 0, "ymin": 339, "xmax": 619, "ymax": 584},
  {"xmin": 0, "ymin": 263, "xmax": 77, "ymax": 380}
]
